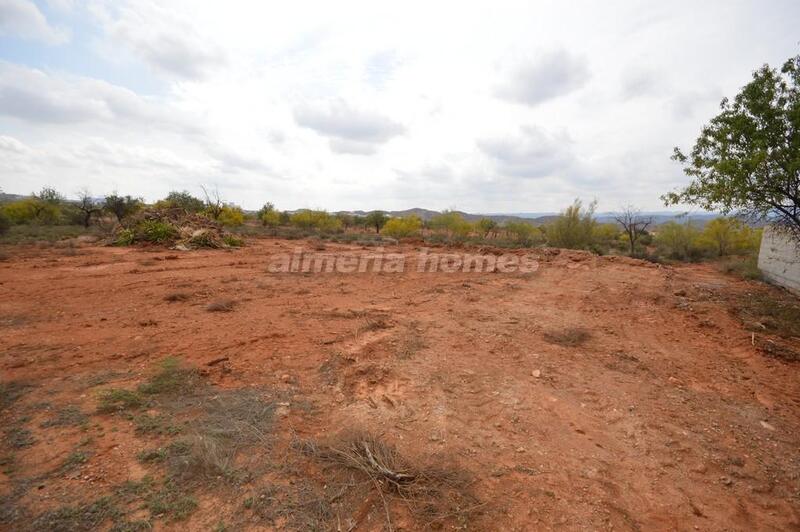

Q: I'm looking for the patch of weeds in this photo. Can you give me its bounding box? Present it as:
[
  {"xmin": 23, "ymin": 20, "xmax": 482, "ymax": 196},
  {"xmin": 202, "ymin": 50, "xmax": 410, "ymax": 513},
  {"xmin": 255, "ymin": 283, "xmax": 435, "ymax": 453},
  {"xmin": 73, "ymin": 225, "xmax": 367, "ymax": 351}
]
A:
[
  {"xmin": 0, "ymin": 454, "xmax": 15, "ymax": 476},
  {"xmin": 736, "ymin": 291, "xmax": 800, "ymax": 339},
  {"xmin": 164, "ymin": 292, "xmax": 190, "ymax": 302},
  {"xmin": 543, "ymin": 326, "xmax": 592, "ymax": 347},
  {"xmin": 32, "ymin": 496, "xmax": 121, "ymax": 531},
  {"xmin": 4, "ymin": 427, "xmax": 34, "ymax": 449},
  {"xmin": 137, "ymin": 441, "xmax": 190, "ymax": 465},
  {"xmin": 114, "ymin": 229, "xmax": 135, "ymax": 246},
  {"xmin": 41, "ymin": 405, "xmax": 89, "ymax": 428},
  {"xmin": 146, "ymin": 481, "xmax": 197, "ymax": 521},
  {"xmin": 137, "ymin": 357, "xmax": 201, "ymax": 396},
  {"xmin": 110, "ymin": 519, "xmax": 153, "ymax": 532},
  {"xmin": 115, "ymin": 476, "xmax": 155, "ymax": 502},
  {"xmin": 60, "ymin": 450, "xmax": 90, "ymax": 472},
  {"xmin": 223, "ymin": 235, "xmax": 244, "ymax": 247},
  {"xmin": 0, "ymin": 381, "xmax": 29, "ymax": 411},
  {"xmin": 245, "ymin": 482, "xmax": 332, "ymax": 530},
  {"xmin": 721, "ymin": 256, "xmax": 763, "ymax": 281},
  {"xmin": 97, "ymin": 389, "xmax": 145, "ymax": 414},
  {"xmin": 206, "ymin": 299, "xmax": 236, "ymax": 312},
  {"xmin": 134, "ymin": 413, "xmax": 181, "ymax": 436}
]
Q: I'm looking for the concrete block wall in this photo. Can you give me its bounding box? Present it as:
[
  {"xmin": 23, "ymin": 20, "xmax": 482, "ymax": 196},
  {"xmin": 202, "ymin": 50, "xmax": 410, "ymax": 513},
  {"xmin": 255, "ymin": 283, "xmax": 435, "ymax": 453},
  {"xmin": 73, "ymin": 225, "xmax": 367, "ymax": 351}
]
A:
[{"xmin": 758, "ymin": 225, "xmax": 800, "ymax": 294}]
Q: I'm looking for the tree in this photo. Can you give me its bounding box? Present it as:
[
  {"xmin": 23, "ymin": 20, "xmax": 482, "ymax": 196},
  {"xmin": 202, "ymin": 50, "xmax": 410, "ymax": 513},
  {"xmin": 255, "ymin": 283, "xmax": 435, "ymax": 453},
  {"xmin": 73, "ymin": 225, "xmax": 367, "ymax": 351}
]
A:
[
  {"xmin": 104, "ymin": 193, "xmax": 142, "ymax": 223},
  {"xmin": 257, "ymin": 202, "xmax": 280, "ymax": 227},
  {"xmin": 201, "ymin": 185, "xmax": 223, "ymax": 220},
  {"xmin": 664, "ymin": 55, "xmax": 800, "ymax": 241},
  {"xmin": 429, "ymin": 210, "xmax": 472, "ymax": 237},
  {"xmin": 76, "ymin": 189, "xmax": 102, "ymax": 228},
  {"xmin": 30, "ymin": 187, "xmax": 63, "ymax": 224},
  {"xmin": 546, "ymin": 199, "xmax": 597, "ymax": 249},
  {"xmin": 477, "ymin": 217, "xmax": 497, "ymax": 238},
  {"xmin": 160, "ymin": 191, "xmax": 205, "ymax": 213},
  {"xmin": 614, "ymin": 206, "xmax": 653, "ymax": 255},
  {"xmin": 655, "ymin": 221, "xmax": 702, "ymax": 261},
  {"xmin": 364, "ymin": 211, "xmax": 388, "ymax": 234}
]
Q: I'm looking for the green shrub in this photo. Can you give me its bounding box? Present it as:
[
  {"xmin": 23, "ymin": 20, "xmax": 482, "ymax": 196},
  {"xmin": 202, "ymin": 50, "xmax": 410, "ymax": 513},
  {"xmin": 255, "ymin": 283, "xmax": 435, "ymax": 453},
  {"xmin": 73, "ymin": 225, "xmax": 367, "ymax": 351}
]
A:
[
  {"xmin": 503, "ymin": 221, "xmax": 543, "ymax": 246},
  {"xmin": 115, "ymin": 229, "xmax": 135, "ymax": 246},
  {"xmin": 382, "ymin": 215, "xmax": 422, "ymax": 238},
  {"xmin": 223, "ymin": 235, "xmax": 244, "ymax": 247},
  {"xmin": 429, "ymin": 211, "xmax": 472, "ymax": 237},
  {"xmin": 654, "ymin": 221, "xmax": 704, "ymax": 261},
  {"xmin": 0, "ymin": 209, "xmax": 9, "ymax": 235},
  {"xmin": 545, "ymin": 199, "xmax": 597, "ymax": 250},
  {"xmin": 138, "ymin": 220, "xmax": 178, "ymax": 243},
  {"xmin": 289, "ymin": 210, "xmax": 342, "ymax": 232},
  {"xmin": 218, "ymin": 205, "xmax": 244, "ymax": 227}
]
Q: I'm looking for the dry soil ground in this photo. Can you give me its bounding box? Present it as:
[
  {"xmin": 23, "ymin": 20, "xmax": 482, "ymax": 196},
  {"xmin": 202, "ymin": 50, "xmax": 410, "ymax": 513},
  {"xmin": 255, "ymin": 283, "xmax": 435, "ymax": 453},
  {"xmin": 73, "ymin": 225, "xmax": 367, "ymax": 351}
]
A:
[{"xmin": 1, "ymin": 238, "xmax": 799, "ymax": 531}]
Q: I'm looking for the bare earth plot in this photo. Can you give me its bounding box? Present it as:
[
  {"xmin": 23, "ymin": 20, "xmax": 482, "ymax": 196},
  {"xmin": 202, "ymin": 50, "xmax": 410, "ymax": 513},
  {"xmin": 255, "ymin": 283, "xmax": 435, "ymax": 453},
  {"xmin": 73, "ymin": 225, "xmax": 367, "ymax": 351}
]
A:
[{"xmin": 1, "ymin": 239, "xmax": 799, "ymax": 531}]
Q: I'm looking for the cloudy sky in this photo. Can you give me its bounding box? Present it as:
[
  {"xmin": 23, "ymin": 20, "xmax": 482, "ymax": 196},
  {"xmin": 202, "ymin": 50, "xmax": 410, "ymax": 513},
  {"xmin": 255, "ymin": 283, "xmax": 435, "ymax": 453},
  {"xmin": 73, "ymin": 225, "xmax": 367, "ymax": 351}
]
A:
[{"xmin": 0, "ymin": 0, "xmax": 798, "ymax": 213}]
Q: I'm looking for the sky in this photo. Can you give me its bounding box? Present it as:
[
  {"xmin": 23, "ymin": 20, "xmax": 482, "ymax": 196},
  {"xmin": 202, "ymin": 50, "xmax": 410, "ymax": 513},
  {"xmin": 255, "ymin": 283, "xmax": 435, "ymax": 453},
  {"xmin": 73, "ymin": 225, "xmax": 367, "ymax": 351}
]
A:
[{"xmin": 0, "ymin": 0, "xmax": 798, "ymax": 213}]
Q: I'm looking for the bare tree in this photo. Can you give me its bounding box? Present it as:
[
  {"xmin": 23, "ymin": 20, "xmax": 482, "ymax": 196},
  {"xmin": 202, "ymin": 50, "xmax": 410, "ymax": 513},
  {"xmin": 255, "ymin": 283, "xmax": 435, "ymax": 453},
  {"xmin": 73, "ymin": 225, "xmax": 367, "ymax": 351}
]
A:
[
  {"xmin": 201, "ymin": 185, "xmax": 223, "ymax": 220},
  {"xmin": 77, "ymin": 189, "xmax": 102, "ymax": 228},
  {"xmin": 614, "ymin": 206, "xmax": 652, "ymax": 255}
]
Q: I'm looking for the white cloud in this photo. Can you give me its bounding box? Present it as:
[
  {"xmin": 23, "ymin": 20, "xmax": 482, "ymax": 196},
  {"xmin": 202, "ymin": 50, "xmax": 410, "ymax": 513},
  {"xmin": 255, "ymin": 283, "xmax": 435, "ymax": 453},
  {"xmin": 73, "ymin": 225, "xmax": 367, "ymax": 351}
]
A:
[
  {"xmin": 0, "ymin": 0, "xmax": 68, "ymax": 44},
  {"xmin": 294, "ymin": 98, "xmax": 405, "ymax": 153},
  {"xmin": 495, "ymin": 49, "xmax": 590, "ymax": 107}
]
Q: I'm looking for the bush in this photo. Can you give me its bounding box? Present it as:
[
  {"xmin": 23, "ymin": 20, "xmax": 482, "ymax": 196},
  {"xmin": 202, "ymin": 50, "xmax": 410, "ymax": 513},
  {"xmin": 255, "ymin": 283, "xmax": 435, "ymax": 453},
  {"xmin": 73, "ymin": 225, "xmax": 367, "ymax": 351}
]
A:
[
  {"xmin": 429, "ymin": 211, "xmax": 472, "ymax": 237},
  {"xmin": 114, "ymin": 228, "xmax": 135, "ymax": 246},
  {"xmin": 223, "ymin": 235, "xmax": 244, "ymax": 247},
  {"xmin": 545, "ymin": 199, "xmax": 597, "ymax": 250},
  {"xmin": 0, "ymin": 209, "xmax": 9, "ymax": 235},
  {"xmin": 721, "ymin": 256, "xmax": 763, "ymax": 280},
  {"xmin": 218, "ymin": 205, "xmax": 244, "ymax": 227},
  {"xmin": 654, "ymin": 221, "xmax": 704, "ymax": 261},
  {"xmin": 138, "ymin": 220, "xmax": 178, "ymax": 243},
  {"xmin": 382, "ymin": 215, "xmax": 422, "ymax": 238},
  {"xmin": 503, "ymin": 221, "xmax": 543, "ymax": 246},
  {"xmin": 289, "ymin": 210, "xmax": 342, "ymax": 232}
]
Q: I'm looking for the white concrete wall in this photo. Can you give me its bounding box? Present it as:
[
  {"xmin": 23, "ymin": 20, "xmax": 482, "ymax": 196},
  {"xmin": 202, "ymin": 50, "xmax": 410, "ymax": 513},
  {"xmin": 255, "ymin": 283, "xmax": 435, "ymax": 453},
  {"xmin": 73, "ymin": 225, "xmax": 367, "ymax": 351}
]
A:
[{"xmin": 758, "ymin": 225, "xmax": 800, "ymax": 293}]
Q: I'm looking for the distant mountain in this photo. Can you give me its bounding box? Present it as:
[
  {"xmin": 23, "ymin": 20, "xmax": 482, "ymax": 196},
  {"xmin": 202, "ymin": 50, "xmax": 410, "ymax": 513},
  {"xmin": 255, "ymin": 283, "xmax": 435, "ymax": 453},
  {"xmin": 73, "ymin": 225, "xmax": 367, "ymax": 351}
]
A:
[
  {"xmin": 0, "ymin": 193, "xmax": 26, "ymax": 203},
  {"xmin": 339, "ymin": 208, "xmax": 723, "ymax": 227}
]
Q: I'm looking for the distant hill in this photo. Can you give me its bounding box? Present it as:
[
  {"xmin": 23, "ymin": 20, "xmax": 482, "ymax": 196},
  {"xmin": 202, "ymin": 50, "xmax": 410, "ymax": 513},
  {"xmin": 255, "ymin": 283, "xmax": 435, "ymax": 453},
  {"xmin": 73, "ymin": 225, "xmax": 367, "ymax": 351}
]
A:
[{"xmin": 340, "ymin": 208, "xmax": 722, "ymax": 227}]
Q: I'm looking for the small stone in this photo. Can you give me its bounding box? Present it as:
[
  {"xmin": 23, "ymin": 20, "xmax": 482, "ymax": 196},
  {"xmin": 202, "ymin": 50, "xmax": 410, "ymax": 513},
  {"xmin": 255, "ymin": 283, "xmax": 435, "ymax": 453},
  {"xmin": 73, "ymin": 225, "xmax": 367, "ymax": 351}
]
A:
[
  {"xmin": 531, "ymin": 370, "xmax": 541, "ymax": 378},
  {"xmin": 760, "ymin": 420, "xmax": 776, "ymax": 431}
]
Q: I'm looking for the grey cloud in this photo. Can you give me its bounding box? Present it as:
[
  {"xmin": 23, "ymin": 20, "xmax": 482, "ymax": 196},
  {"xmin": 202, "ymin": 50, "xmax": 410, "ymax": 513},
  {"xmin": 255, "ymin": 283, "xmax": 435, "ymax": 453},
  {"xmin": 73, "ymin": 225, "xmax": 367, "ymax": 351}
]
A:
[
  {"xmin": 620, "ymin": 67, "xmax": 659, "ymax": 100},
  {"xmin": 0, "ymin": 0, "xmax": 68, "ymax": 44},
  {"xmin": 477, "ymin": 126, "xmax": 576, "ymax": 179},
  {"xmin": 495, "ymin": 49, "xmax": 590, "ymax": 106},
  {"xmin": 294, "ymin": 99, "xmax": 405, "ymax": 153}
]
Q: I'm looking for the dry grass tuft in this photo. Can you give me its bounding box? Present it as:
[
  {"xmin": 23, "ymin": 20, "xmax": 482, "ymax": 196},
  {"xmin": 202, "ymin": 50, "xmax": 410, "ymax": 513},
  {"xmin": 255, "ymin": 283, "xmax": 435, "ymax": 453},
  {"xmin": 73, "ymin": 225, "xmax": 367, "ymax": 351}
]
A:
[
  {"xmin": 543, "ymin": 326, "xmax": 591, "ymax": 347},
  {"xmin": 304, "ymin": 430, "xmax": 481, "ymax": 529},
  {"xmin": 206, "ymin": 298, "xmax": 236, "ymax": 312}
]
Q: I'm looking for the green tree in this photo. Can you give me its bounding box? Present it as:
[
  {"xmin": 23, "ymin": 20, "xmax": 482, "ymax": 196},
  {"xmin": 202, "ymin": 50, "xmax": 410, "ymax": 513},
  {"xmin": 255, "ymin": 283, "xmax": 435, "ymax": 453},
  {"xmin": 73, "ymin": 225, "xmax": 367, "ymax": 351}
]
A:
[
  {"xmin": 364, "ymin": 211, "xmax": 388, "ymax": 233},
  {"xmin": 546, "ymin": 199, "xmax": 597, "ymax": 250},
  {"xmin": 0, "ymin": 209, "xmax": 9, "ymax": 235},
  {"xmin": 257, "ymin": 202, "xmax": 280, "ymax": 227},
  {"xmin": 655, "ymin": 221, "xmax": 702, "ymax": 261},
  {"xmin": 477, "ymin": 217, "xmax": 497, "ymax": 237},
  {"xmin": 218, "ymin": 205, "xmax": 244, "ymax": 226},
  {"xmin": 429, "ymin": 210, "xmax": 472, "ymax": 237},
  {"xmin": 159, "ymin": 191, "xmax": 205, "ymax": 213},
  {"xmin": 104, "ymin": 193, "xmax": 142, "ymax": 223},
  {"xmin": 665, "ymin": 55, "xmax": 800, "ymax": 240}
]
